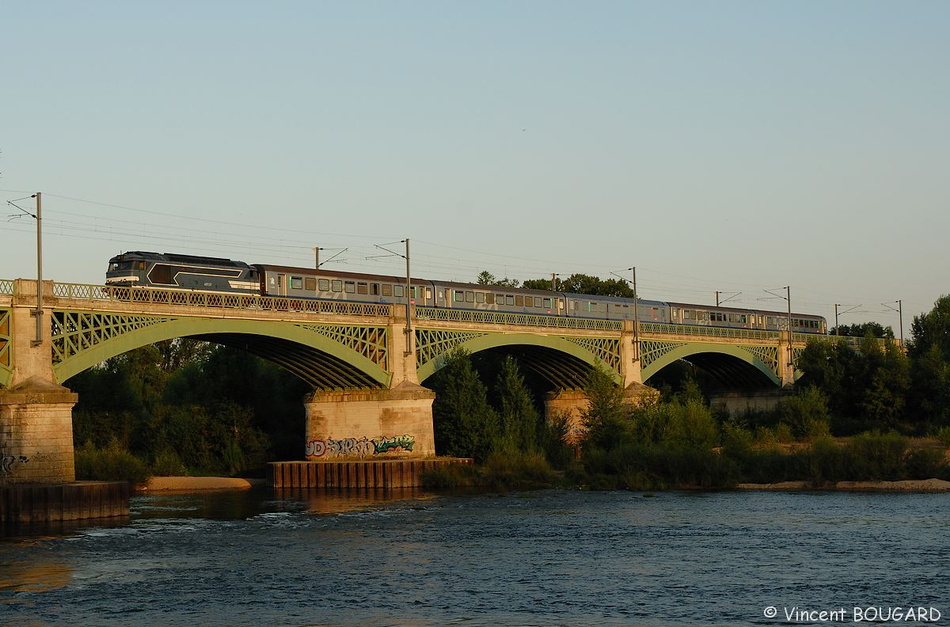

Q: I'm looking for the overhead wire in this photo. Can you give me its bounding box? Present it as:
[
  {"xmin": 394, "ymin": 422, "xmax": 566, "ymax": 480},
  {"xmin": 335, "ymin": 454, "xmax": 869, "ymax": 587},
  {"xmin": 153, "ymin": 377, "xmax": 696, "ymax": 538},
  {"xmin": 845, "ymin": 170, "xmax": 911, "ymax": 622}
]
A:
[{"xmin": 0, "ymin": 191, "xmax": 918, "ymax": 324}]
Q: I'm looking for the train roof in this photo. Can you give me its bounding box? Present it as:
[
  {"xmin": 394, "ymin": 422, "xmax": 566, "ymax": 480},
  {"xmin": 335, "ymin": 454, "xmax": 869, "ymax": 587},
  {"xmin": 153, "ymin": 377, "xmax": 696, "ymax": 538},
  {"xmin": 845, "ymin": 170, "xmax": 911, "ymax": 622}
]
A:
[
  {"xmin": 431, "ymin": 278, "xmax": 560, "ymax": 296},
  {"xmin": 564, "ymin": 293, "xmax": 667, "ymax": 307},
  {"xmin": 253, "ymin": 264, "xmax": 419, "ymax": 285},
  {"xmin": 665, "ymin": 301, "xmax": 825, "ymax": 320},
  {"xmin": 110, "ymin": 251, "xmax": 251, "ymax": 268}
]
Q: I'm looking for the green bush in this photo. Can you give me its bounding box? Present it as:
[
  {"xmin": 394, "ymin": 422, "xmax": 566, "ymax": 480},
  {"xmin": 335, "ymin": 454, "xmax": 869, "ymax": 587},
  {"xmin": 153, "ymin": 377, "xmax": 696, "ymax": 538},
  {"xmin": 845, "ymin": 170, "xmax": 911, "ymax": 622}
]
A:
[
  {"xmin": 75, "ymin": 439, "xmax": 149, "ymax": 485},
  {"xmin": 481, "ymin": 450, "xmax": 560, "ymax": 489},
  {"xmin": 775, "ymin": 387, "xmax": 831, "ymax": 440},
  {"xmin": 903, "ymin": 448, "xmax": 948, "ymax": 479},
  {"xmin": 842, "ymin": 432, "xmax": 907, "ymax": 480},
  {"xmin": 419, "ymin": 463, "xmax": 480, "ymax": 489},
  {"xmin": 935, "ymin": 426, "xmax": 950, "ymax": 448},
  {"xmin": 539, "ymin": 411, "xmax": 577, "ymax": 470},
  {"xmin": 808, "ymin": 435, "xmax": 844, "ymax": 483},
  {"xmin": 150, "ymin": 447, "xmax": 188, "ymax": 476}
]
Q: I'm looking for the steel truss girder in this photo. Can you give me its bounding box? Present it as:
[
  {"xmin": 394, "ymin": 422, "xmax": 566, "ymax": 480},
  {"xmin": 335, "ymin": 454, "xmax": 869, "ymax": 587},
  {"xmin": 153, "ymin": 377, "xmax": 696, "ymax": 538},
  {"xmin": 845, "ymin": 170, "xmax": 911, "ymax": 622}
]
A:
[
  {"xmin": 415, "ymin": 327, "xmax": 623, "ymax": 388},
  {"xmin": 0, "ymin": 309, "xmax": 11, "ymax": 388},
  {"xmin": 49, "ymin": 310, "xmax": 390, "ymax": 389},
  {"xmin": 640, "ymin": 340, "xmax": 783, "ymax": 386}
]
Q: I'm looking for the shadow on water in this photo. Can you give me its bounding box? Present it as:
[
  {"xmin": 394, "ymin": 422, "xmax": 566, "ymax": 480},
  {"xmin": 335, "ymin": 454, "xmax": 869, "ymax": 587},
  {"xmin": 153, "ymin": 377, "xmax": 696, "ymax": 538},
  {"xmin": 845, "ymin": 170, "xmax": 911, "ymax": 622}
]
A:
[
  {"xmin": 134, "ymin": 485, "xmax": 441, "ymax": 520},
  {"xmin": 2, "ymin": 486, "xmax": 438, "ymax": 540}
]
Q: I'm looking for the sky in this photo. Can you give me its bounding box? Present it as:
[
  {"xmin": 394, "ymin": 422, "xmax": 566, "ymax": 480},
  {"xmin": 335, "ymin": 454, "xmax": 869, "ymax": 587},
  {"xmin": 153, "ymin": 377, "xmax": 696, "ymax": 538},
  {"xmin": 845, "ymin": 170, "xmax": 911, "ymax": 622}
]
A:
[{"xmin": 2, "ymin": 1, "xmax": 947, "ymax": 339}]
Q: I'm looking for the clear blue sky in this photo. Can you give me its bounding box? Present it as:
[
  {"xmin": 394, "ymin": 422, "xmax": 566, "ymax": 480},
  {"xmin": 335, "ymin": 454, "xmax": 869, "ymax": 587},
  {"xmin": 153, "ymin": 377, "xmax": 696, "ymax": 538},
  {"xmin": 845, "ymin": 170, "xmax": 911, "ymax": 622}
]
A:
[{"xmin": 3, "ymin": 1, "xmax": 947, "ymax": 337}]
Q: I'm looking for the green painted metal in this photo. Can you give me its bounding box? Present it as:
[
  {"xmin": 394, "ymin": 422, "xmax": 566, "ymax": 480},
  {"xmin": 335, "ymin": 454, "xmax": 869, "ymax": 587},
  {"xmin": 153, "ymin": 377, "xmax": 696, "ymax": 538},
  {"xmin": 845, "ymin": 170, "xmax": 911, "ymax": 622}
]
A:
[
  {"xmin": 416, "ymin": 306, "xmax": 623, "ymax": 331},
  {"xmin": 416, "ymin": 328, "xmax": 489, "ymax": 368},
  {"xmin": 415, "ymin": 330, "xmax": 623, "ymax": 385},
  {"xmin": 298, "ymin": 324, "xmax": 388, "ymax": 370},
  {"xmin": 51, "ymin": 310, "xmax": 391, "ymax": 388},
  {"xmin": 0, "ymin": 308, "xmax": 11, "ymax": 388},
  {"xmin": 51, "ymin": 281, "xmax": 393, "ymax": 318},
  {"xmin": 640, "ymin": 322, "xmax": 782, "ymax": 342},
  {"xmin": 640, "ymin": 340, "xmax": 782, "ymax": 386}
]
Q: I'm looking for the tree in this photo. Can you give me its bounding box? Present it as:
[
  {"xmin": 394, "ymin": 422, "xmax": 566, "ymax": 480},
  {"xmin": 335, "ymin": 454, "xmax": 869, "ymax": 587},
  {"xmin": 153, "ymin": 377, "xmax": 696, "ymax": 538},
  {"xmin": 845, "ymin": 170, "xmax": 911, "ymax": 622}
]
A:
[
  {"xmin": 908, "ymin": 296, "xmax": 950, "ymax": 427},
  {"xmin": 581, "ymin": 367, "xmax": 632, "ymax": 450},
  {"xmin": 909, "ymin": 295, "xmax": 950, "ymax": 362},
  {"xmin": 429, "ymin": 349, "xmax": 500, "ymax": 461},
  {"xmin": 797, "ymin": 336, "xmax": 910, "ymax": 433},
  {"xmin": 830, "ymin": 322, "xmax": 894, "ymax": 339},
  {"xmin": 476, "ymin": 270, "xmax": 519, "ymax": 287},
  {"xmin": 494, "ymin": 356, "xmax": 541, "ymax": 453},
  {"xmin": 523, "ymin": 273, "xmax": 633, "ymax": 297}
]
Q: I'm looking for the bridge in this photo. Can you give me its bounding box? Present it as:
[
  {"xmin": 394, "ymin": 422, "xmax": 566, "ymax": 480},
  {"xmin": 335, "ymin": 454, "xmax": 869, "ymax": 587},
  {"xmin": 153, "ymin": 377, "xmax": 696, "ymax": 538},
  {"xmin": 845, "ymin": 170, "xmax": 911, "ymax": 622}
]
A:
[{"xmin": 0, "ymin": 278, "xmax": 815, "ymax": 484}]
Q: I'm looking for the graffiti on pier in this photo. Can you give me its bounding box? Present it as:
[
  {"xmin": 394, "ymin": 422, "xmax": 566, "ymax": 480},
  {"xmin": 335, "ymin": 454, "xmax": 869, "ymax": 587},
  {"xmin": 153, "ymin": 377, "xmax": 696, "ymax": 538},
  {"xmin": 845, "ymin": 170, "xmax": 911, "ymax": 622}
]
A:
[
  {"xmin": 372, "ymin": 434, "xmax": 415, "ymax": 454},
  {"xmin": 1, "ymin": 453, "xmax": 29, "ymax": 475},
  {"xmin": 305, "ymin": 434, "xmax": 416, "ymax": 459}
]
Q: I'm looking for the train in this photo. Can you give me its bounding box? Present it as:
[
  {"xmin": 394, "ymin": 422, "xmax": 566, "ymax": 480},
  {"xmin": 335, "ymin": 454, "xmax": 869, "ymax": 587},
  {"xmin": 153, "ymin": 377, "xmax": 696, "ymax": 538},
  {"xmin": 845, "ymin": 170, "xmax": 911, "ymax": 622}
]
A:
[{"xmin": 105, "ymin": 251, "xmax": 827, "ymax": 334}]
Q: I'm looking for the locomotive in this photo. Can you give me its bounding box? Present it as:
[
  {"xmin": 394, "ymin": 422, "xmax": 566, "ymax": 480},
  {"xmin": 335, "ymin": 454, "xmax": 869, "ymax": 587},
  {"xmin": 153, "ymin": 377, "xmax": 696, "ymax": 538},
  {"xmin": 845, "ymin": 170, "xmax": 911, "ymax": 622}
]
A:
[{"xmin": 106, "ymin": 251, "xmax": 827, "ymax": 334}]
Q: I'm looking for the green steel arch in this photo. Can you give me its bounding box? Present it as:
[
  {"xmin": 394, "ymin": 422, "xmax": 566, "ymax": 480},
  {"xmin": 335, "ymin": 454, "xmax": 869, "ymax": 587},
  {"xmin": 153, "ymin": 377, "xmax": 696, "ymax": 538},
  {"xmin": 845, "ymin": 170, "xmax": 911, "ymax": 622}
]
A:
[
  {"xmin": 416, "ymin": 331, "xmax": 623, "ymax": 387},
  {"xmin": 52, "ymin": 314, "xmax": 391, "ymax": 389},
  {"xmin": 0, "ymin": 308, "xmax": 11, "ymax": 389},
  {"xmin": 640, "ymin": 341, "xmax": 782, "ymax": 386}
]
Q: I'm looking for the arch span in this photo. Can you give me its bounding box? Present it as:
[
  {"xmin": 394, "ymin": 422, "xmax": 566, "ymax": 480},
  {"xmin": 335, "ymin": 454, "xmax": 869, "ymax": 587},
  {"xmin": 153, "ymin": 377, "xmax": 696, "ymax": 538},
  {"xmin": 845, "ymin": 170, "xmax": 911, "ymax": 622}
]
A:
[
  {"xmin": 641, "ymin": 342, "xmax": 781, "ymax": 387},
  {"xmin": 416, "ymin": 332, "xmax": 622, "ymax": 388},
  {"xmin": 54, "ymin": 317, "xmax": 390, "ymax": 389}
]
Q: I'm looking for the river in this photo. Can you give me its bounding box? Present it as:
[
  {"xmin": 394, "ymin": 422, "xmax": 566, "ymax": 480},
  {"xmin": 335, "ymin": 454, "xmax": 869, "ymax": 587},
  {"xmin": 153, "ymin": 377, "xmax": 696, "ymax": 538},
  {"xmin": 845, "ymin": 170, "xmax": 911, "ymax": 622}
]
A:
[{"xmin": 1, "ymin": 488, "xmax": 948, "ymax": 626}]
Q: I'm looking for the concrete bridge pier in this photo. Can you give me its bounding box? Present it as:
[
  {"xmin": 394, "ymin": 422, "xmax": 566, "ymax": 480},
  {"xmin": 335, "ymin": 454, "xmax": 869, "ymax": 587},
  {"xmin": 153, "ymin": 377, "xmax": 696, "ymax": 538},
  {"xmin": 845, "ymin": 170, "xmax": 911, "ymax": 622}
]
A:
[
  {"xmin": 544, "ymin": 383, "xmax": 659, "ymax": 446},
  {"xmin": 302, "ymin": 311, "xmax": 436, "ymax": 461},
  {"xmin": 1, "ymin": 290, "xmax": 78, "ymax": 485},
  {"xmin": 1, "ymin": 378, "xmax": 78, "ymax": 484},
  {"xmin": 303, "ymin": 384, "xmax": 436, "ymax": 460}
]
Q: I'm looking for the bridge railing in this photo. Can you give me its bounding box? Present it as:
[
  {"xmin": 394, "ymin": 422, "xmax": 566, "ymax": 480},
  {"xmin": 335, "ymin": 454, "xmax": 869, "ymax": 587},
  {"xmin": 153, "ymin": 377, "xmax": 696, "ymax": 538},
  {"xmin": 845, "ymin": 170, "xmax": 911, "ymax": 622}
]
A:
[
  {"xmin": 415, "ymin": 306, "xmax": 624, "ymax": 331},
  {"xmin": 639, "ymin": 322, "xmax": 783, "ymax": 342},
  {"xmin": 806, "ymin": 334, "xmax": 896, "ymax": 349},
  {"xmin": 46, "ymin": 282, "xmax": 394, "ymax": 317},
  {"xmin": 0, "ymin": 280, "xmax": 14, "ymax": 296}
]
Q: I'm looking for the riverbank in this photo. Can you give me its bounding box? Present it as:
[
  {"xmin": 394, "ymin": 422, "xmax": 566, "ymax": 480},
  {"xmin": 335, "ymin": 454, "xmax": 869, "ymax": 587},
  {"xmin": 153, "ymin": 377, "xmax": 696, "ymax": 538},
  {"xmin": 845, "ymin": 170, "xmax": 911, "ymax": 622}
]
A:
[
  {"xmin": 141, "ymin": 476, "xmax": 267, "ymax": 491},
  {"xmin": 736, "ymin": 478, "xmax": 950, "ymax": 492}
]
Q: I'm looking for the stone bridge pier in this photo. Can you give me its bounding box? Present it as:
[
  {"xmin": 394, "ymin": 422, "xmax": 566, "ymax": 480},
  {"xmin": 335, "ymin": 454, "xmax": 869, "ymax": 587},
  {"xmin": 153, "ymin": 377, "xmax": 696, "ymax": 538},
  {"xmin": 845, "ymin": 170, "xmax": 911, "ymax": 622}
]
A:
[
  {"xmin": 303, "ymin": 314, "xmax": 436, "ymax": 461},
  {"xmin": 1, "ymin": 280, "xmax": 78, "ymax": 485}
]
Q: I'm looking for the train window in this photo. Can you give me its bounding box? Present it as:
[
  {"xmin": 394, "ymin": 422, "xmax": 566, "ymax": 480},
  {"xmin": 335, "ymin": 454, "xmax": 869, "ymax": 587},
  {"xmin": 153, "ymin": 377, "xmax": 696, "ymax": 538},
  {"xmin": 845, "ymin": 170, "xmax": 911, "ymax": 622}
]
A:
[
  {"xmin": 318, "ymin": 279, "xmax": 330, "ymax": 291},
  {"xmin": 394, "ymin": 285, "xmax": 404, "ymax": 297},
  {"xmin": 557, "ymin": 299, "xmax": 564, "ymax": 310},
  {"xmin": 515, "ymin": 295, "xmax": 524, "ymax": 306},
  {"xmin": 357, "ymin": 282, "xmax": 368, "ymax": 295},
  {"xmin": 543, "ymin": 298, "xmax": 551, "ymax": 308},
  {"xmin": 454, "ymin": 290, "xmax": 464, "ymax": 302},
  {"xmin": 371, "ymin": 283, "xmax": 380, "ymax": 296},
  {"xmin": 290, "ymin": 277, "xmax": 303, "ymax": 290},
  {"xmin": 465, "ymin": 291, "xmax": 474, "ymax": 303},
  {"xmin": 506, "ymin": 295, "xmax": 514, "ymax": 306},
  {"xmin": 305, "ymin": 278, "xmax": 316, "ymax": 291},
  {"xmin": 410, "ymin": 286, "xmax": 418, "ymax": 299},
  {"xmin": 496, "ymin": 294, "xmax": 505, "ymax": 304},
  {"xmin": 524, "ymin": 298, "xmax": 533, "ymax": 308},
  {"xmin": 426, "ymin": 288, "xmax": 433, "ymax": 300},
  {"xmin": 476, "ymin": 292, "xmax": 485, "ymax": 304},
  {"xmin": 331, "ymin": 280, "xmax": 343, "ymax": 292},
  {"xmin": 382, "ymin": 284, "xmax": 392, "ymax": 297},
  {"xmin": 486, "ymin": 293, "xmax": 495, "ymax": 304},
  {"xmin": 344, "ymin": 281, "xmax": 356, "ymax": 294},
  {"xmin": 150, "ymin": 264, "xmax": 174, "ymax": 285}
]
